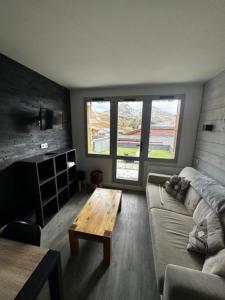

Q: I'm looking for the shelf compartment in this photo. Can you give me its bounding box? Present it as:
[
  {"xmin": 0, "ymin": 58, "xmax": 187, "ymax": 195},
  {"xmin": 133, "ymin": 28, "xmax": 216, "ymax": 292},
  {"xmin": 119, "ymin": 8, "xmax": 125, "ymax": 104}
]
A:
[
  {"xmin": 56, "ymin": 169, "xmax": 67, "ymax": 176},
  {"xmin": 19, "ymin": 148, "xmax": 77, "ymax": 228},
  {"xmin": 69, "ymin": 178, "xmax": 75, "ymax": 185},
  {"xmin": 39, "ymin": 176, "xmax": 55, "ymax": 186},
  {"xmin": 58, "ymin": 185, "xmax": 68, "ymax": 194},
  {"xmin": 57, "ymin": 170, "xmax": 68, "ymax": 191},
  {"xmin": 40, "ymin": 179, "xmax": 56, "ymax": 204},
  {"xmin": 58, "ymin": 188, "xmax": 69, "ymax": 209},
  {"xmin": 67, "ymin": 150, "xmax": 76, "ymax": 168},
  {"xmin": 68, "ymin": 165, "xmax": 76, "ymax": 182},
  {"xmin": 42, "ymin": 194, "xmax": 57, "ymax": 207},
  {"xmin": 37, "ymin": 159, "xmax": 55, "ymax": 183},
  {"xmin": 69, "ymin": 181, "xmax": 77, "ymax": 198},
  {"xmin": 55, "ymin": 154, "xmax": 67, "ymax": 173},
  {"xmin": 43, "ymin": 198, "xmax": 58, "ymax": 225},
  {"xmin": 67, "ymin": 161, "xmax": 75, "ymax": 169}
]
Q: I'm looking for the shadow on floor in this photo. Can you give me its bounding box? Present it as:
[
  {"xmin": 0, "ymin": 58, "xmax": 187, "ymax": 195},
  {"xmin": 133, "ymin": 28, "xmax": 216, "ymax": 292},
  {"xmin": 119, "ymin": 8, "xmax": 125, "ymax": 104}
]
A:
[{"xmin": 76, "ymin": 262, "xmax": 108, "ymax": 299}]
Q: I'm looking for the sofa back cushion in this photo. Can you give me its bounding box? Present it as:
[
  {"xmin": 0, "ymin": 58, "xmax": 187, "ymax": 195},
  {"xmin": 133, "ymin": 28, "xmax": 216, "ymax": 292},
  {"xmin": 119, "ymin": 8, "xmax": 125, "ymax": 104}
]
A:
[
  {"xmin": 179, "ymin": 167, "xmax": 202, "ymax": 214},
  {"xmin": 220, "ymin": 213, "xmax": 225, "ymax": 234},
  {"xmin": 191, "ymin": 174, "xmax": 225, "ymax": 215},
  {"xmin": 179, "ymin": 167, "xmax": 201, "ymax": 182},
  {"xmin": 193, "ymin": 199, "xmax": 225, "ymax": 245},
  {"xmin": 184, "ymin": 186, "xmax": 201, "ymax": 213},
  {"xmin": 193, "ymin": 199, "xmax": 214, "ymax": 224}
]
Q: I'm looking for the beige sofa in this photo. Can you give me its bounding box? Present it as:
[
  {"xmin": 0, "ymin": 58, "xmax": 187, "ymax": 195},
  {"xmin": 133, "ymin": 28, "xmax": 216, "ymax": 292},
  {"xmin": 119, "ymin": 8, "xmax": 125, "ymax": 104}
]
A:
[{"xmin": 146, "ymin": 167, "xmax": 225, "ymax": 300}]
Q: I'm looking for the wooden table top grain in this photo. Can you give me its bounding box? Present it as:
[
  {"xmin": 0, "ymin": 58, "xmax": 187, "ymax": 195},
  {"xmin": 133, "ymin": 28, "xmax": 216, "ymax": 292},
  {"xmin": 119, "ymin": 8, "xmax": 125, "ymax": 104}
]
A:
[
  {"xmin": 70, "ymin": 188, "xmax": 122, "ymax": 237},
  {"xmin": 0, "ymin": 238, "xmax": 48, "ymax": 300}
]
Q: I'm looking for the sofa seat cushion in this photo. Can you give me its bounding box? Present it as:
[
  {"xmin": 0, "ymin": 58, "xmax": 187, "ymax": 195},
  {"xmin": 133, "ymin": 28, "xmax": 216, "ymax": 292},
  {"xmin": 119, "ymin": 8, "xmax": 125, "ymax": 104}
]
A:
[
  {"xmin": 146, "ymin": 183, "xmax": 192, "ymax": 216},
  {"xmin": 149, "ymin": 208, "xmax": 203, "ymax": 293}
]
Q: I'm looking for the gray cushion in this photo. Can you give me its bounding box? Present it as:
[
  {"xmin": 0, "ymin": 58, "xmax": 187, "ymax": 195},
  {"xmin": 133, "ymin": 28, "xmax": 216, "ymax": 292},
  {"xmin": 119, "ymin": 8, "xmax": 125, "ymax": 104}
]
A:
[
  {"xmin": 164, "ymin": 264, "xmax": 225, "ymax": 300},
  {"xmin": 184, "ymin": 186, "xmax": 201, "ymax": 213},
  {"xmin": 202, "ymin": 249, "xmax": 225, "ymax": 277},
  {"xmin": 165, "ymin": 176, "xmax": 190, "ymax": 202},
  {"xmin": 191, "ymin": 174, "xmax": 225, "ymax": 214},
  {"xmin": 179, "ymin": 167, "xmax": 201, "ymax": 182},
  {"xmin": 187, "ymin": 214, "xmax": 225, "ymax": 255},
  {"xmin": 146, "ymin": 183, "xmax": 191, "ymax": 216},
  {"xmin": 149, "ymin": 208, "xmax": 203, "ymax": 293},
  {"xmin": 220, "ymin": 212, "xmax": 225, "ymax": 233},
  {"xmin": 193, "ymin": 199, "xmax": 215, "ymax": 224}
]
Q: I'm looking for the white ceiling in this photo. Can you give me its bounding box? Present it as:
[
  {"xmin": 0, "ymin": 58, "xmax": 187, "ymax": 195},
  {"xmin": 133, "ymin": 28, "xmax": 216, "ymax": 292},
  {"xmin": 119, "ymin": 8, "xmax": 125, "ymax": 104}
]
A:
[{"xmin": 1, "ymin": 0, "xmax": 225, "ymax": 88}]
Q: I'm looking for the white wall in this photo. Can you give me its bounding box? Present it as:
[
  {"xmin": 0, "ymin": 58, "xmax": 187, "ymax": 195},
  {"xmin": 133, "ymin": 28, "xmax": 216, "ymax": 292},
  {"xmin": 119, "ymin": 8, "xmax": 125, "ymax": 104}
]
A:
[{"xmin": 70, "ymin": 83, "xmax": 203, "ymax": 190}]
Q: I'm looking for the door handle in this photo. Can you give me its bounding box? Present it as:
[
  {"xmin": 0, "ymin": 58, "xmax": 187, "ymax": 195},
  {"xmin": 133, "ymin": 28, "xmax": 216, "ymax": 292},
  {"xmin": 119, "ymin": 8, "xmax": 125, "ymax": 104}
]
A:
[{"xmin": 140, "ymin": 142, "xmax": 143, "ymax": 152}]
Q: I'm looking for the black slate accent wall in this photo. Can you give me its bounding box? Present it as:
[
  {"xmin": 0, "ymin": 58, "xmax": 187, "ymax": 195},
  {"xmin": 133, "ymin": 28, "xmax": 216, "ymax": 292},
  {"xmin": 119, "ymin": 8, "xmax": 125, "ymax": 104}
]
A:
[
  {"xmin": 0, "ymin": 53, "xmax": 72, "ymax": 224},
  {"xmin": 0, "ymin": 53, "xmax": 72, "ymax": 169}
]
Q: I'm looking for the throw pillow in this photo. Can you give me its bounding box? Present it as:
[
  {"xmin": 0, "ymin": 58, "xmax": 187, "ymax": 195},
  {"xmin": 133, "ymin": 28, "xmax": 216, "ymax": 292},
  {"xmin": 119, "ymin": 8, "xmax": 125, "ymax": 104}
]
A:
[
  {"xmin": 191, "ymin": 174, "xmax": 225, "ymax": 215},
  {"xmin": 220, "ymin": 211, "xmax": 225, "ymax": 234},
  {"xmin": 193, "ymin": 199, "xmax": 215, "ymax": 224},
  {"xmin": 202, "ymin": 249, "xmax": 225, "ymax": 277},
  {"xmin": 187, "ymin": 214, "xmax": 225, "ymax": 255},
  {"xmin": 164, "ymin": 175, "xmax": 190, "ymax": 202}
]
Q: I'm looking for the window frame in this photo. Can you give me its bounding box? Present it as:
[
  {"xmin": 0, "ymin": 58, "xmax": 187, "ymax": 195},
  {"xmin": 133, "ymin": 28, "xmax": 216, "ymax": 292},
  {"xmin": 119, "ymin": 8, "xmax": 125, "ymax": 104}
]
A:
[
  {"xmin": 84, "ymin": 94, "xmax": 185, "ymax": 164},
  {"xmin": 84, "ymin": 97, "xmax": 113, "ymax": 158}
]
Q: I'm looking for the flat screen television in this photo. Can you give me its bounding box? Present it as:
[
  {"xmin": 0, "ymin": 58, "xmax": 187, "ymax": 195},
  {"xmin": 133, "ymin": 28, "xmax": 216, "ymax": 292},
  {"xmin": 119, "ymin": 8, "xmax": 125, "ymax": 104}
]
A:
[{"xmin": 39, "ymin": 108, "xmax": 63, "ymax": 130}]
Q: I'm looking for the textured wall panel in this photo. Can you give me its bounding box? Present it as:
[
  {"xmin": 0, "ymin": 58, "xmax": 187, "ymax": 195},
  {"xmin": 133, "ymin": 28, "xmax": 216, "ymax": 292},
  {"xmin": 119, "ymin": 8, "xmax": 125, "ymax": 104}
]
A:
[
  {"xmin": 0, "ymin": 54, "xmax": 72, "ymax": 170},
  {"xmin": 194, "ymin": 71, "xmax": 225, "ymax": 186}
]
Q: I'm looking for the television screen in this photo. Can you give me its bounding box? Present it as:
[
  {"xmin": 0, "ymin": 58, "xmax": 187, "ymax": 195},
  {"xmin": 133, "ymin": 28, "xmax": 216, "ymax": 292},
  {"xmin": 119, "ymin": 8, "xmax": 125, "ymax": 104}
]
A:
[
  {"xmin": 53, "ymin": 111, "xmax": 63, "ymax": 129},
  {"xmin": 40, "ymin": 108, "xmax": 53, "ymax": 130},
  {"xmin": 40, "ymin": 108, "xmax": 63, "ymax": 130}
]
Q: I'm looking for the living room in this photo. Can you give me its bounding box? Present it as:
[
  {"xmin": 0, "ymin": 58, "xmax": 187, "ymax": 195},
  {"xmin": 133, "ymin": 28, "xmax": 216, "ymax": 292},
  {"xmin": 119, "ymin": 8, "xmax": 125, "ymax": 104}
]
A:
[{"xmin": 0, "ymin": 1, "xmax": 225, "ymax": 300}]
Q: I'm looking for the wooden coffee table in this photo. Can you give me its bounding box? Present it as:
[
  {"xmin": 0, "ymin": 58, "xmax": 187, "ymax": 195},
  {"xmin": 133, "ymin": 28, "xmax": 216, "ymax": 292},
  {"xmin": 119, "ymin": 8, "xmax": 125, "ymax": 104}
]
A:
[{"xmin": 68, "ymin": 188, "xmax": 122, "ymax": 264}]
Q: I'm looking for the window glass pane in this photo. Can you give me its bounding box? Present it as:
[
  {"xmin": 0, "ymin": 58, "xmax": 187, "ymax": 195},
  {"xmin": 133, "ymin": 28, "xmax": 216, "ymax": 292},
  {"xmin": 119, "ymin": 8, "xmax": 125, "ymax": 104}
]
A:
[
  {"xmin": 117, "ymin": 101, "xmax": 143, "ymax": 157},
  {"xmin": 148, "ymin": 99, "xmax": 181, "ymax": 159},
  {"xmin": 87, "ymin": 101, "xmax": 110, "ymax": 155},
  {"xmin": 116, "ymin": 159, "xmax": 139, "ymax": 181}
]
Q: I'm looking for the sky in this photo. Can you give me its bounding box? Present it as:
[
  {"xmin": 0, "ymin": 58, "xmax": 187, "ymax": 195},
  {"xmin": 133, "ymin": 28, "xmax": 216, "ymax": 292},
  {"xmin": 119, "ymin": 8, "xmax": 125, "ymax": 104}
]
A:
[
  {"xmin": 152, "ymin": 99, "xmax": 179, "ymax": 114},
  {"xmin": 89, "ymin": 102, "xmax": 110, "ymax": 112},
  {"xmin": 89, "ymin": 99, "xmax": 179, "ymax": 115}
]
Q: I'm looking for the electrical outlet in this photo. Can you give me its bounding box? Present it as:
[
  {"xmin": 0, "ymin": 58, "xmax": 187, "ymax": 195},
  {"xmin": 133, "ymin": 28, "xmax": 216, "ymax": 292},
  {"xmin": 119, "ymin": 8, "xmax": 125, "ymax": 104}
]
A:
[{"xmin": 40, "ymin": 143, "xmax": 48, "ymax": 149}]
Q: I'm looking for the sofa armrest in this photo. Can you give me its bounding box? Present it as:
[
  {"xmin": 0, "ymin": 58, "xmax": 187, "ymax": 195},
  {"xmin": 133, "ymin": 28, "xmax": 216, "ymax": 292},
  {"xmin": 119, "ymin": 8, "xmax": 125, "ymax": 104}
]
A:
[
  {"xmin": 163, "ymin": 264, "xmax": 225, "ymax": 300},
  {"xmin": 148, "ymin": 172, "xmax": 171, "ymax": 185}
]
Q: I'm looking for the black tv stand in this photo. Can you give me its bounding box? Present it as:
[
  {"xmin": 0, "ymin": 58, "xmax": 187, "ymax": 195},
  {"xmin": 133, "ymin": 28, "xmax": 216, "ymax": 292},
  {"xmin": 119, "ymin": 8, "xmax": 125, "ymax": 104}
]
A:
[{"xmin": 18, "ymin": 149, "xmax": 78, "ymax": 227}]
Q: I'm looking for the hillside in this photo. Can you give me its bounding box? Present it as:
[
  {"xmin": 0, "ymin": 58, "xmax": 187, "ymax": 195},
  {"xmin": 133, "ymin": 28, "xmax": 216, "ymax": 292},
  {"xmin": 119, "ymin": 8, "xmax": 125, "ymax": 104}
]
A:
[{"xmin": 89, "ymin": 103, "xmax": 177, "ymax": 132}]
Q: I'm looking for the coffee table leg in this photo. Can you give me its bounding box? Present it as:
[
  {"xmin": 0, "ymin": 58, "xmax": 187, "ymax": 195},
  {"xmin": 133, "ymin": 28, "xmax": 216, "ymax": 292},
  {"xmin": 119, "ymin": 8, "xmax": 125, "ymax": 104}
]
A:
[
  {"xmin": 103, "ymin": 237, "xmax": 111, "ymax": 265},
  {"xmin": 118, "ymin": 196, "xmax": 122, "ymax": 213},
  {"xmin": 69, "ymin": 230, "xmax": 79, "ymax": 256}
]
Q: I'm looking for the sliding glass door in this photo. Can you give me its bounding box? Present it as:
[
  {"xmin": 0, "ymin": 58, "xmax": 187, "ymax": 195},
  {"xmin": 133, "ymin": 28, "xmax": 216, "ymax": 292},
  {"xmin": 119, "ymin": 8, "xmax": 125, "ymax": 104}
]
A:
[{"xmin": 113, "ymin": 99, "xmax": 145, "ymax": 184}]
